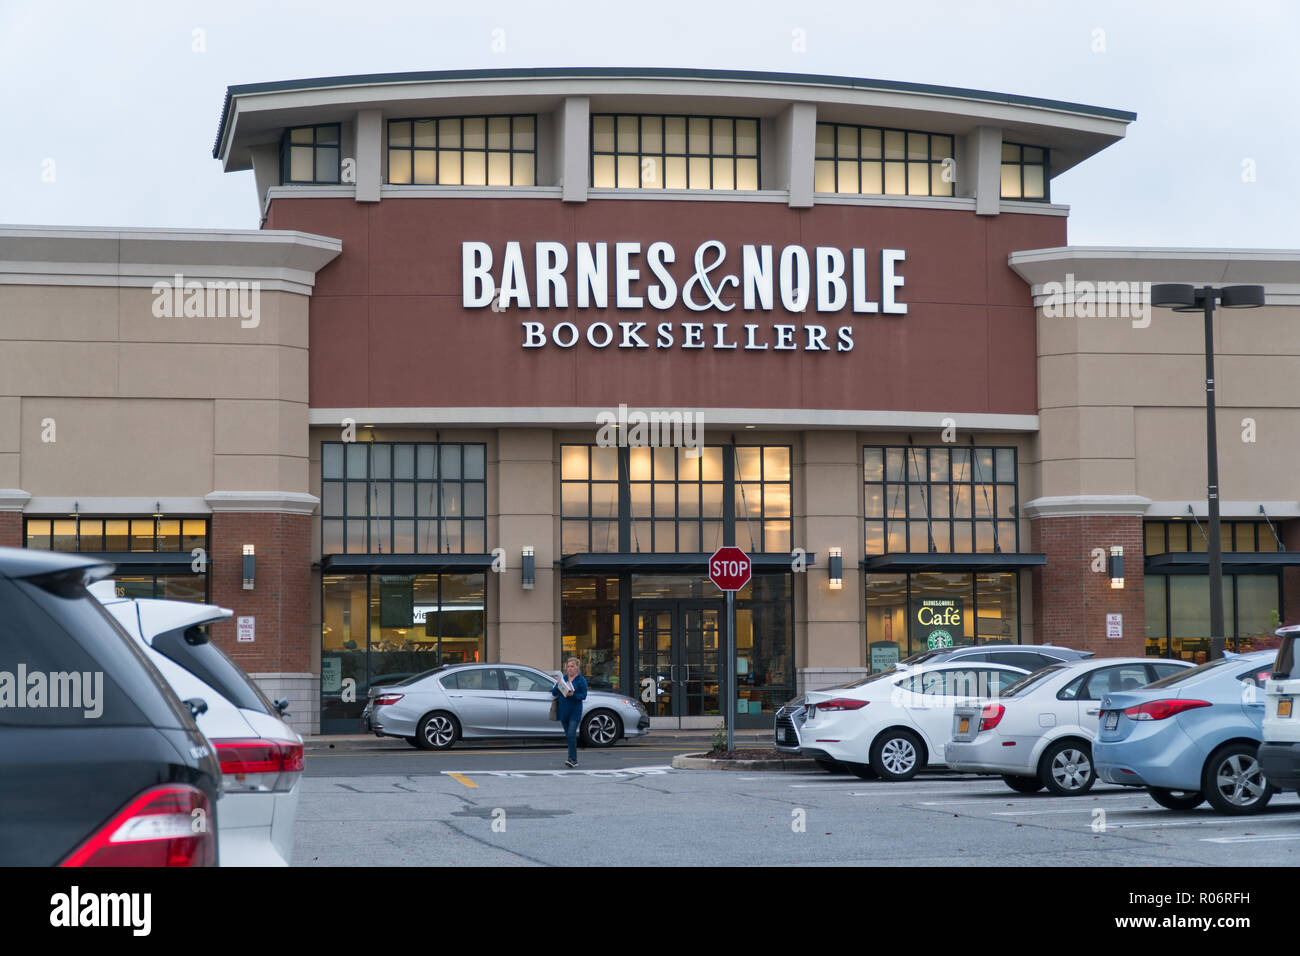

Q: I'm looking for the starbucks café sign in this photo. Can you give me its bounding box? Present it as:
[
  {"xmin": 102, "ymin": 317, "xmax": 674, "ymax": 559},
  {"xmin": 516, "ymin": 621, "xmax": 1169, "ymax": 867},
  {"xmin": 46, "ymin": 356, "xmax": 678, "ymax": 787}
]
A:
[{"xmin": 462, "ymin": 240, "xmax": 908, "ymax": 353}]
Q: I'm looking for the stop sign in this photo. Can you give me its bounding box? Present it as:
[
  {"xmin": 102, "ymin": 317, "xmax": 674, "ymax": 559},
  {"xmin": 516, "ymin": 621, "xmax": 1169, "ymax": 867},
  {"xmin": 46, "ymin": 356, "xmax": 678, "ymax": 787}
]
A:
[{"xmin": 708, "ymin": 546, "xmax": 751, "ymax": 592}]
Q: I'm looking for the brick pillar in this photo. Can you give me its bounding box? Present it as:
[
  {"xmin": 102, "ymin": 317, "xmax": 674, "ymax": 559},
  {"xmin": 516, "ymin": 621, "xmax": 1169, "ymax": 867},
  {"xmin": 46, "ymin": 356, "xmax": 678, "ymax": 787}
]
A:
[
  {"xmin": 1283, "ymin": 519, "xmax": 1300, "ymax": 627},
  {"xmin": 205, "ymin": 493, "xmax": 317, "ymax": 734},
  {"xmin": 1030, "ymin": 514, "xmax": 1146, "ymax": 657},
  {"xmin": 0, "ymin": 491, "xmax": 30, "ymax": 548}
]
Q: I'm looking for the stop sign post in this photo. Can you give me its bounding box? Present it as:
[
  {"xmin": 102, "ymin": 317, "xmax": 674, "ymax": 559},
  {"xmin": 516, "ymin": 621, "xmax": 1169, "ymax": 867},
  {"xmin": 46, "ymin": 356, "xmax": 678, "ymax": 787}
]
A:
[{"xmin": 709, "ymin": 547, "xmax": 751, "ymax": 752}]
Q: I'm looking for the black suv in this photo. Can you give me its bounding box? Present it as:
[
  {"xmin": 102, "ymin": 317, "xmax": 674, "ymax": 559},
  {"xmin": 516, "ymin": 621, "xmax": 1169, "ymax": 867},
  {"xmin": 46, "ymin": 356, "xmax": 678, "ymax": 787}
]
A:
[{"xmin": 0, "ymin": 547, "xmax": 222, "ymax": 866}]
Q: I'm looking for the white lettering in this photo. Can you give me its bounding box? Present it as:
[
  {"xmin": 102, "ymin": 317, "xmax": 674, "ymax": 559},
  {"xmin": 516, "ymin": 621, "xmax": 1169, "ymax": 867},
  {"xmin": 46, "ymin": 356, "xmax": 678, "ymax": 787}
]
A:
[
  {"xmin": 576, "ymin": 243, "xmax": 608, "ymax": 309},
  {"xmin": 779, "ymin": 246, "xmax": 810, "ymax": 312},
  {"xmin": 462, "ymin": 242, "xmax": 494, "ymax": 307},
  {"xmin": 815, "ymin": 247, "xmax": 847, "ymax": 312},
  {"xmin": 882, "ymin": 249, "xmax": 907, "ymax": 314},
  {"xmin": 743, "ymin": 244, "xmax": 774, "ymax": 310},
  {"xmin": 615, "ymin": 242, "xmax": 643, "ymax": 308},
  {"xmin": 646, "ymin": 241, "xmax": 677, "ymax": 309},
  {"xmin": 535, "ymin": 242, "xmax": 569, "ymax": 308}
]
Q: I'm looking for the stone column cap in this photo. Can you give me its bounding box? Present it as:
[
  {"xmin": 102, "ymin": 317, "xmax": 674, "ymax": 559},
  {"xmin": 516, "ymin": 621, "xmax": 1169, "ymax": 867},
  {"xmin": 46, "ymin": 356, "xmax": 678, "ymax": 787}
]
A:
[
  {"xmin": 0, "ymin": 490, "xmax": 31, "ymax": 511},
  {"xmin": 205, "ymin": 491, "xmax": 319, "ymax": 515},
  {"xmin": 1023, "ymin": 495, "xmax": 1152, "ymax": 519}
]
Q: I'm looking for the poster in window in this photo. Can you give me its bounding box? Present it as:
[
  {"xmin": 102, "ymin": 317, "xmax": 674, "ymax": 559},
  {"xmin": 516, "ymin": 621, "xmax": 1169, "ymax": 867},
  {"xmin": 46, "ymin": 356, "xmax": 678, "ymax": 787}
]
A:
[{"xmin": 911, "ymin": 598, "xmax": 964, "ymax": 649}]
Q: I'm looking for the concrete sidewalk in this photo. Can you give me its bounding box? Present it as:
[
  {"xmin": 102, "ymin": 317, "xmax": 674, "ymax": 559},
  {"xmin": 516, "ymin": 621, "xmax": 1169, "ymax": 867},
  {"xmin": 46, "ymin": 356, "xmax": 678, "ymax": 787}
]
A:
[{"xmin": 305, "ymin": 729, "xmax": 771, "ymax": 752}]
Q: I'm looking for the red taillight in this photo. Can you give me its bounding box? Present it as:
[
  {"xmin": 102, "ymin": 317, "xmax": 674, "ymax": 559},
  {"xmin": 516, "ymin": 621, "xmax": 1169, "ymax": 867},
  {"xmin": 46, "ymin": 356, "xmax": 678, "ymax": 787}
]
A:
[
  {"xmin": 978, "ymin": 704, "xmax": 1005, "ymax": 732},
  {"xmin": 60, "ymin": 785, "xmax": 215, "ymax": 867},
  {"xmin": 373, "ymin": 694, "xmax": 404, "ymax": 707},
  {"xmin": 1122, "ymin": 699, "xmax": 1212, "ymax": 721},
  {"xmin": 213, "ymin": 738, "xmax": 304, "ymax": 793},
  {"xmin": 815, "ymin": 698, "xmax": 869, "ymax": 712}
]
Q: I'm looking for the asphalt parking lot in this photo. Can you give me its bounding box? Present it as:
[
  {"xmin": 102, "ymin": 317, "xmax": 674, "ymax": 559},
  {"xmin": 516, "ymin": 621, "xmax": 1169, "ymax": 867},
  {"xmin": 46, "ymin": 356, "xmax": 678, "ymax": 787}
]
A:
[{"xmin": 296, "ymin": 748, "xmax": 1300, "ymax": 866}]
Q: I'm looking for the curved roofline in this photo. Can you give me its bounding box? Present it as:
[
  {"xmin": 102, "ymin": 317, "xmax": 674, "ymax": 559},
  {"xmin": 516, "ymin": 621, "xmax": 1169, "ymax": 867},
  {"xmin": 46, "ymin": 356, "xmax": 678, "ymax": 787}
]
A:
[{"xmin": 213, "ymin": 66, "xmax": 1137, "ymax": 159}]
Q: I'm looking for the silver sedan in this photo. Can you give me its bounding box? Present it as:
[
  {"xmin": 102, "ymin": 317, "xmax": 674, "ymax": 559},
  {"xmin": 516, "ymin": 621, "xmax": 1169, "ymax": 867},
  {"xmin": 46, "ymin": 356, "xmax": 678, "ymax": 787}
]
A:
[{"xmin": 361, "ymin": 663, "xmax": 651, "ymax": 750}]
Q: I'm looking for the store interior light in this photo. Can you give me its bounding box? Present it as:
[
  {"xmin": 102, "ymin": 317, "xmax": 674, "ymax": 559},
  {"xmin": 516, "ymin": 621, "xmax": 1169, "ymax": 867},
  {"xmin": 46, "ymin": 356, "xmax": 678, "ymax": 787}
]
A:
[
  {"xmin": 828, "ymin": 547, "xmax": 843, "ymax": 590},
  {"xmin": 1109, "ymin": 545, "xmax": 1124, "ymax": 590}
]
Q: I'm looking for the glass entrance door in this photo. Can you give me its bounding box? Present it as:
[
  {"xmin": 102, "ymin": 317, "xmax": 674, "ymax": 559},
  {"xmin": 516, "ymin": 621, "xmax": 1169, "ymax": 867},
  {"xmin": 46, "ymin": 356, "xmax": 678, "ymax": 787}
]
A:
[{"xmin": 633, "ymin": 599, "xmax": 725, "ymax": 727}]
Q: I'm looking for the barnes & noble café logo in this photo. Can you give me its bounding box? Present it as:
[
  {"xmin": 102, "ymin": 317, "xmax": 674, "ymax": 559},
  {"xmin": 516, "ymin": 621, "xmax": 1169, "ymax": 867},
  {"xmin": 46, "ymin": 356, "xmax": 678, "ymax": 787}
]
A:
[{"xmin": 462, "ymin": 239, "xmax": 909, "ymax": 354}]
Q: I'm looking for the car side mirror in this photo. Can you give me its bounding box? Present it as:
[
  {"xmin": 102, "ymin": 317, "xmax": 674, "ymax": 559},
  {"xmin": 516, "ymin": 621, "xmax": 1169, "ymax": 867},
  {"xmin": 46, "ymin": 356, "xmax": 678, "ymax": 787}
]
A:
[
  {"xmin": 274, "ymin": 698, "xmax": 291, "ymax": 718},
  {"xmin": 184, "ymin": 697, "xmax": 208, "ymax": 718}
]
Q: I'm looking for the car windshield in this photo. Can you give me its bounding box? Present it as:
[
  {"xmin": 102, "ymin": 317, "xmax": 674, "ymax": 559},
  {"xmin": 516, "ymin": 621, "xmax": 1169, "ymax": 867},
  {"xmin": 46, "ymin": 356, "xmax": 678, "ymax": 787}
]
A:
[
  {"xmin": 843, "ymin": 666, "xmax": 903, "ymax": 688},
  {"xmin": 998, "ymin": 663, "xmax": 1068, "ymax": 698},
  {"xmin": 898, "ymin": 651, "xmax": 942, "ymax": 667},
  {"xmin": 1145, "ymin": 657, "xmax": 1240, "ymax": 688},
  {"xmin": 390, "ymin": 667, "xmax": 447, "ymax": 686}
]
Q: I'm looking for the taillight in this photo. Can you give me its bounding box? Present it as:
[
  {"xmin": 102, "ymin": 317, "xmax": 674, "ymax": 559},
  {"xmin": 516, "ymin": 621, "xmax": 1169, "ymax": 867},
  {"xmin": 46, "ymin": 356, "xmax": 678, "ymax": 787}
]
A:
[
  {"xmin": 60, "ymin": 785, "xmax": 215, "ymax": 867},
  {"xmin": 213, "ymin": 738, "xmax": 304, "ymax": 793},
  {"xmin": 815, "ymin": 698, "xmax": 869, "ymax": 712},
  {"xmin": 1122, "ymin": 699, "xmax": 1212, "ymax": 721},
  {"xmin": 978, "ymin": 704, "xmax": 1005, "ymax": 732},
  {"xmin": 373, "ymin": 694, "xmax": 404, "ymax": 707}
]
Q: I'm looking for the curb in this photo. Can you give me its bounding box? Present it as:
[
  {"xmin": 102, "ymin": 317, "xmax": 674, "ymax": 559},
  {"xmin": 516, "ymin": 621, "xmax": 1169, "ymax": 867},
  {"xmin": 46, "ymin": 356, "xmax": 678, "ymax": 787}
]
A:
[{"xmin": 671, "ymin": 751, "xmax": 818, "ymax": 771}]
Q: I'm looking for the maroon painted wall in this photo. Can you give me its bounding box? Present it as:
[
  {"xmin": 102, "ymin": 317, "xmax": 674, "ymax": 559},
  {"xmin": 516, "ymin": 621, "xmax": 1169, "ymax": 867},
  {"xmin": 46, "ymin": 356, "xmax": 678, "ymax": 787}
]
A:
[{"xmin": 266, "ymin": 198, "xmax": 1062, "ymax": 414}]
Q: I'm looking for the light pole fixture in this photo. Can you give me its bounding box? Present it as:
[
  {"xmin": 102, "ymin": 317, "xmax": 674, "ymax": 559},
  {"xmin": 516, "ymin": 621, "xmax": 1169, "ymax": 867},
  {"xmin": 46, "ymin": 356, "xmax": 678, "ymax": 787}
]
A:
[
  {"xmin": 828, "ymin": 547, "xmax": 843, "ymax": 590},
  {"xmin": 1108, "ymin": 545, "xmax": 1124, "ymax": 589},
  {"xmin": 242, "ymin": 544, "xmax": 256, "ymax": 590},
  {"xmin": 521, "ymin": 546, "xmax": 535, "ymax": 590},
  {"xmin": 1151, "ymin": 283, "xmax": 1265, "ymax": 658}
]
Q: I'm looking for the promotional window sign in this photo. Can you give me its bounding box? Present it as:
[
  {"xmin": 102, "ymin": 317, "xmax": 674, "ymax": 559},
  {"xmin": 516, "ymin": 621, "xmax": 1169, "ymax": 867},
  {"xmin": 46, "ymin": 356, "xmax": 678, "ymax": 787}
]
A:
[{"xmin": 912, "ymin": 598, "xmax": 965, "ymax": 650}]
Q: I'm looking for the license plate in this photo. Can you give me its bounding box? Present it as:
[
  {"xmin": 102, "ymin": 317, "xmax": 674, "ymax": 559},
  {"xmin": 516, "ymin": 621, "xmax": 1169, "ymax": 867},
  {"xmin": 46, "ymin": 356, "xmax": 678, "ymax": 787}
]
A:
[
  {"xmin": 958, "ymin": 717, "xmax": 970, "ymax": 734},
  {"xmin": 1104, "ymin": 711, "xmax": 1119, "ymax": 731},
  {"xmin": 1279, "ymin": 698, "xmax": 1293, "ymax": 718},
  {"xmin": 777, "ymin": 728, "xmax": 787, "ymax": 742}
]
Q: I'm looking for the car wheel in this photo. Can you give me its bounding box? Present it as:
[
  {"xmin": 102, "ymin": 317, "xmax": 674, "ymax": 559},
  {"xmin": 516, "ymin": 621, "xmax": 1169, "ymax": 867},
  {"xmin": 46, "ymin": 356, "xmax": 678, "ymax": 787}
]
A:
[
  {"xmin": 581, "ymin": 710, "xmax": 621, "ymax": 748},
  {"xmin": 415, "ymin": 712, "xmax": 460, "ymax": 751},
  {"xmin": 870, "ymin": 729, "xmax": 923, "ymax": 781},
  {"xmin": 846, "ymin": 761, "xmax": 878, "ymax": 780},
  {"xmin": 1002, "ymin": 774, "xmax": 1044, "ymax": 794},
  {"xmin": 1147, "ymin": 787, "xmax": 1205, "ymax": 811},
  {"xmin": 1039, "ymin": 740, "xmax": 1095, "ymax": 796},
  {"xmin": 1202, "ymin": 743, "xmax": 1272, "ymax": 814}
]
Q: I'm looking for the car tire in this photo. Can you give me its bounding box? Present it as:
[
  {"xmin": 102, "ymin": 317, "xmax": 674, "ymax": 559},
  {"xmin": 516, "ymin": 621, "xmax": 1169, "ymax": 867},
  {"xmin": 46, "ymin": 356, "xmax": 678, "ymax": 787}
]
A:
[
  {"xmin": 1002, "ymin": 774, "xmax": 1044, "ymax": 794},
  {"xmin": 415, "ymin": 711, "xmax": 460, "ymax": 751},
  {"xmin": 581, "ymin": 710, "xmax": 621, "ymax": 748},
  {"xmin": 1038, "ymin": 740, "xmax": 1096, "ymax": 796},
  {"xmin": 1202, "ymin": 742, "xmax": 1272, "ymax": 815},
  {"xmin": 845, "ymin": 761, "xmax": 878, "ymax": 780},
  {"xmin": 1147, "ymin": 787, "xmax": 1205, "ymax": 811},
  {"xmin": 870, "ymin": 729, "xmax": 924, "ymax": 781}
]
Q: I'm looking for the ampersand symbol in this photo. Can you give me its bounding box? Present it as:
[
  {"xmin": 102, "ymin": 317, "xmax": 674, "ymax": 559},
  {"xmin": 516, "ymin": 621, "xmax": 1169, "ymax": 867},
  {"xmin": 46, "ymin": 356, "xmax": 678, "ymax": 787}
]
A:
[{"xmin": 682, "ymin": 240, "xmax": 738, "ymax": 311}]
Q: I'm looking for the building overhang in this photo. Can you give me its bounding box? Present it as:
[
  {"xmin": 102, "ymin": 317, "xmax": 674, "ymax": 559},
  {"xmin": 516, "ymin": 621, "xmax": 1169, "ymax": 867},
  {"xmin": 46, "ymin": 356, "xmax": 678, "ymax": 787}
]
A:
[
  {"xmin": 1144, "ymin": 552, "xmax": 1299, "ymax": 574},
  {"xmin": 320, "ymin": 554, "xmax": 496, "ymax": 574},
  {"xmin": 215, "ymin": 67, "xmax": 1133, "ymax": 175},
  {"xmin": 861, "ymin": 552, "xmax": 1047, "ymax": 572},
  {"xmin": 560, "ymin": 552, "xmax": 809, "ymax": 574}
]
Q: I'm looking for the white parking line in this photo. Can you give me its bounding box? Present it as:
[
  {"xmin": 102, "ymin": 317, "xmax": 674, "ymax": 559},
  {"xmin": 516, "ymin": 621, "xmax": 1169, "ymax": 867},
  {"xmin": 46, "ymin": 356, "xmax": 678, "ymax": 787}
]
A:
[
  {"xmin": 845, "ymin": 788, "xmax": 1014, "ymax": 798},
  {"xmin": 1101, "ymin": 816, "xmax": 1290, "ymax": 831},
  {"xmin": 991, "ymin": 806, "xmax": 1153, "ymax": 817},
  {"xmin": 1201, "ymin": 833, "xmax": 1300, "ymax": 844}
]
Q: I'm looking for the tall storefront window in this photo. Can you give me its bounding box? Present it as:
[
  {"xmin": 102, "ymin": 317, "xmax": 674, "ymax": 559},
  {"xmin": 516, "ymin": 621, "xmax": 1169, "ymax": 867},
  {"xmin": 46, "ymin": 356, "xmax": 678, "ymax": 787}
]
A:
[
  {"xmin": 866, "ymin": 571, "xmax": 1020, "ymax": 670},
  {"xmin": 321, "ymin": 572, "xmax": 487, "ymax": 733},
  {"xmin": 24, "ymin": 516, "xmax": 209, "ymax": 602},
  {"xmin": 561, "ymin": 576, "xmax": 620, "ymax": 691},
  {"xmin": 321, "ymin": 441, "xmax": 487, "ymax": 554},
  {"xmin": 1145, "ymin": 574, "xmax": 1281, "ymax": 660},
  {"xmin": 864, "ymin": 446, "xmax": 1018, "ymax": 554}
]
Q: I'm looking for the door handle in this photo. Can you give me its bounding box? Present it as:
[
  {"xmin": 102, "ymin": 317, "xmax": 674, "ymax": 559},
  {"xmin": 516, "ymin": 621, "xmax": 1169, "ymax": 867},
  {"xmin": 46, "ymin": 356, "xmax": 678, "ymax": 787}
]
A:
[{"xmin": 1085, "ymin": 708, "xmax": 1099, "ymax": 716}]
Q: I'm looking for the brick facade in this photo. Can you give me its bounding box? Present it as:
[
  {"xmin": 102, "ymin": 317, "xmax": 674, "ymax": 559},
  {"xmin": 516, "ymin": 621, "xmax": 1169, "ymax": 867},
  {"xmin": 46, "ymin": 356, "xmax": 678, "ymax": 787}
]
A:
[
  {"xmin": 1030, "ymin": 514, "xmax": 1146, "ymax": 657},
  {"xmin": 0, "ymin": 511, "xmax": 20, "ymax": 549},
  {"xmin": 207, "ymin": 511, "xmax": 312, "ymax": 675}
]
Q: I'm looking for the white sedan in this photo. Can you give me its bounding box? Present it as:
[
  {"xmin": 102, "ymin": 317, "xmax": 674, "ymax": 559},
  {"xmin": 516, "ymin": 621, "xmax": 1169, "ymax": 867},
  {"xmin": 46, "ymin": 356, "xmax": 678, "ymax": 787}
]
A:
[
  {"xmin": 798, "ymin": 662, "xmax": 1031, "ymax": 781},
  {"xmin": 945, "ymin": 656, "xmax": 1192, "ymax": 795}
]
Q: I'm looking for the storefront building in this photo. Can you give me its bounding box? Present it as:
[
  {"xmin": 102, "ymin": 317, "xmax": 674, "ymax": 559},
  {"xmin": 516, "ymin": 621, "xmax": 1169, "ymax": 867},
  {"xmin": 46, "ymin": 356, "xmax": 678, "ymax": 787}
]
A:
[{"xmin": 3, "ymin": 69, "xmax": 1296, "ymax": 734}]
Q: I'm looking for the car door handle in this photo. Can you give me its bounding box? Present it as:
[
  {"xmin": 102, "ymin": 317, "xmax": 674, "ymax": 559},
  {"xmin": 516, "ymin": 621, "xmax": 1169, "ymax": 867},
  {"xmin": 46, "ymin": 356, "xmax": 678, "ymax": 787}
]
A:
[{"xmin": 1085, "ymin": 708, "xmax": 1099, "ymax": 716}]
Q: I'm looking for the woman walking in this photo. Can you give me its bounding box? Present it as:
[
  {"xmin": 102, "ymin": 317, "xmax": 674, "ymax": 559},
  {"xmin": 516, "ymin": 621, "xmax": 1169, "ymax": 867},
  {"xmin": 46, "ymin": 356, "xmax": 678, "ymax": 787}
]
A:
[{"xmin": 552, "ymin": 657, "xmax": 588, "ymax": 768}]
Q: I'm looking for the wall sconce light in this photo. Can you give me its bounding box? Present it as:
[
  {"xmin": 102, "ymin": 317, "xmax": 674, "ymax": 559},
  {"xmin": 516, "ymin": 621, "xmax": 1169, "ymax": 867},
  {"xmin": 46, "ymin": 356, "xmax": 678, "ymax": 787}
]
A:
[
  {"xmin": 828, "ymin": 547, "xmax": 843, "ymax": 590},
  {"xmin": 1109, "ymin": 545, "xmax": 1124, "ymax": 590},
  {"xmin": 521, "ymin": 546, "xmax": 535, "ymax": 590},
  {"xmin": 242, "ymin": 544, "xmax": 256, "ymax": 590}
]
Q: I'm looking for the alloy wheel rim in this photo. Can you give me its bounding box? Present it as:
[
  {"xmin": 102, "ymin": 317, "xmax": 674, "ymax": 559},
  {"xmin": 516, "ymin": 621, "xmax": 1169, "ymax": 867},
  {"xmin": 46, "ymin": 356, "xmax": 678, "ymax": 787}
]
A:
[
  {"xmin": 882, "ymin": 738, "xmax": 917, "ymax": 774},
  {"xmin": 1216, "ymin": 753, "xmax": 1265, "ymax": 806},
  {"xmin": 589, "ymin": 714, "xmax": 616, "ymax": 745},
  {"xmin": 1052, "ymin": 749, "xmax": 1092, "ymax": 790},
  {"xmin": 426, "ymin": 716, "xmax": 453, "ymax": 746}
]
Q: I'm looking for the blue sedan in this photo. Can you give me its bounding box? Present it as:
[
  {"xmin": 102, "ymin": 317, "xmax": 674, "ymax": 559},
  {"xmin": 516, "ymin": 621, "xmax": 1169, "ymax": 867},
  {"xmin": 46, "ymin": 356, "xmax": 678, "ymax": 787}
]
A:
[{"xmin": 1094, "ymin": 650, "xmax": 1278, "ymax": 815}]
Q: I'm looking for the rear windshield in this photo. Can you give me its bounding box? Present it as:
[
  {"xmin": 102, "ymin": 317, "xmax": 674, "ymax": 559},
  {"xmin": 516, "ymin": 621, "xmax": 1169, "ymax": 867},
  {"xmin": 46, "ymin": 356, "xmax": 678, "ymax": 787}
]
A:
[
  {"xmin": 844, "ymin": 666, "xmax": 902, "ymax": 688},
  {"xmin": 999, "ymin": 663, "xmax": 1068, "ymax": 698},
  {"xmin": 1145, "ymin": 656, "xmax": 1239, "ymax": 689},
  {"xmin": 0, "ymin": 573, "xmax": 192, "ymax": 729},
  {"xmin": 391, "ymin": 667, "xmax": 446, "ymax": 686},
  {"xmin": 151, "ymin": 624, "xmax": 277, "ymax": 716}
]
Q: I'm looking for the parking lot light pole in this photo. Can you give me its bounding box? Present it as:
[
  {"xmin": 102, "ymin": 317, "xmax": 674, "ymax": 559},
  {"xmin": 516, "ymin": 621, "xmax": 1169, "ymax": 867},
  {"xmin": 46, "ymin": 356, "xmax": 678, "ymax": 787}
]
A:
[{"xmin": 1151, "ymin": 283, "xmax": 1265, "ymax": 659}]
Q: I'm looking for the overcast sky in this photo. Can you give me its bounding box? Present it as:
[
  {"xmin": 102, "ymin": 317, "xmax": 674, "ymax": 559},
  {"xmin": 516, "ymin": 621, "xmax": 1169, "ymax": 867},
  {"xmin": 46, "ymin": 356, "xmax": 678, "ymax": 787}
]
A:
[{"xmin": 1, "ymin": 0, "xmax": 1295, "ymax": 248}]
